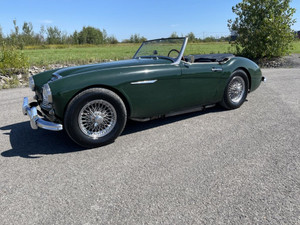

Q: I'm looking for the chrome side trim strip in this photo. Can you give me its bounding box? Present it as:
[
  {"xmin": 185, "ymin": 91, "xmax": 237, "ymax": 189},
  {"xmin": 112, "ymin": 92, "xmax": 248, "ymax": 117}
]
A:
[
  {"xmin": 211, "ymin": 67, "xmax": 223, "ymax": 72},
  {"xmin": 52, "ymin": 72, "xmax": 62, "ymax": 79},
  {"xmin": 131, "ymin": 80, "xmax": 157, "ymax": 85}
]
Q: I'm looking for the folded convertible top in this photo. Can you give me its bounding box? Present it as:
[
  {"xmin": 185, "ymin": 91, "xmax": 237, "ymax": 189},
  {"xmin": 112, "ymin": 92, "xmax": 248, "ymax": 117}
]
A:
[{"xmin": 193, "ymin": 54, "xmax": 235, "ymax": 63}]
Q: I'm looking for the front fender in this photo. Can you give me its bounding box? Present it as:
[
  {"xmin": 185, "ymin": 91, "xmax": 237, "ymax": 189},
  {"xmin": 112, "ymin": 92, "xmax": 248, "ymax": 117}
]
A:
[{"xmin": 49, "ymin": 70, "xmax": 133, "ymax": 120}]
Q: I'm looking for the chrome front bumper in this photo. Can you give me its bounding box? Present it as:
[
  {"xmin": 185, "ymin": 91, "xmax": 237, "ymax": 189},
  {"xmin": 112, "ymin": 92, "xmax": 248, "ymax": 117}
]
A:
[{"xmin": 22, "ymin": 97, "xmax": 63, "ymax": 131}]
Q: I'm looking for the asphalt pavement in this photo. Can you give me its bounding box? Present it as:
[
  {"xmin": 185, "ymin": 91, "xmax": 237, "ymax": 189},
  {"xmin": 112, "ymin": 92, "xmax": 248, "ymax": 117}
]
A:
[{"xmin": 0, "ymin": 68, "xmax": 299, "ymax": 224}]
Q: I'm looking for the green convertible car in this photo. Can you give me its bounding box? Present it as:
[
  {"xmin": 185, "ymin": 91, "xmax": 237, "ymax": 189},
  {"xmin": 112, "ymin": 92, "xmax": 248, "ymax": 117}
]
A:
[{"xmin": 22, "ymin": 37, "xmax": 265, "ymax": 148}]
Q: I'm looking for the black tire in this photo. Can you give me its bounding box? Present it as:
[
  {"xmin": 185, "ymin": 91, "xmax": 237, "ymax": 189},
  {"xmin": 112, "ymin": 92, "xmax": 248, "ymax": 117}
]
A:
[
  {"xmin": 64, "ymin": 88, "xmax": 127, "ymax": 148},
  {"xmin": 221, "ymin": 70, "xmax": 249, "ymax": 109}
]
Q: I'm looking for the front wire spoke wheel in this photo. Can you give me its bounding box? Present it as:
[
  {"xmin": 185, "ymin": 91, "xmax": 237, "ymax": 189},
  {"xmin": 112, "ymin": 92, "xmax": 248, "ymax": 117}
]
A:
[
  {"xmin": 64, "ymin": 88, "xmax": 127, "ymax": 148},
  {"xmin": 78, "ymin": 100, "xmax": 117, "ymax": 139}
]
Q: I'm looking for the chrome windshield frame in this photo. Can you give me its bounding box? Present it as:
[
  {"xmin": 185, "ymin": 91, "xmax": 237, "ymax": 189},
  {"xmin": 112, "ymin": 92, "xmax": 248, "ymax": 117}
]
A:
[
  {"xmin": 172, "ymin": 37, "xmax": 188, "ymax": 65},
  {"xmin": 133, "ymin": 37, "xmax": 188, "ymax": 65}
]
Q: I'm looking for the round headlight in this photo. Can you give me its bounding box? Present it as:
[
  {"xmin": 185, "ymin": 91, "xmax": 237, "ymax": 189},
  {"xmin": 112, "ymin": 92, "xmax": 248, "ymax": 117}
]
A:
[
  {"xmin": 42, "ymin": 83, "xmax": 53, "ymax": 104},
  {"xmin": 29, "ymin": 76, "xmax": 35, "ymax": 91}
]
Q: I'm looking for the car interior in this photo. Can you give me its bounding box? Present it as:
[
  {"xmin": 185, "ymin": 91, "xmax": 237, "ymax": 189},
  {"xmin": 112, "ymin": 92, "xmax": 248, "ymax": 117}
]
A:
[{"xmin": 184, "ymin": 53, "xmax": 235, "ymax": 63}]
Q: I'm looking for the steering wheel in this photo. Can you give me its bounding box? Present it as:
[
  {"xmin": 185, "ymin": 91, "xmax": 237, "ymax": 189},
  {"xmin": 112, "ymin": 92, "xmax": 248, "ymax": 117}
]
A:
[
  {"xmin": 167, "ymin": 49, "xmax": 180, "ymax": 57},
  {"xmin": 167, "ymin": 49, "xmax": 184, "ymax": 61}
]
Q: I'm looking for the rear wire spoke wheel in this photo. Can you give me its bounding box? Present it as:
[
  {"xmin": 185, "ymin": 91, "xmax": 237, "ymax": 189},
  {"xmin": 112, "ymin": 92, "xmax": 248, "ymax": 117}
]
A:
[
  {"xmin": 221, "ymin": 70, "xmax": 249, "ymax": 109},
  {"xmin": 64, "ymin": 88, "xmax": 127, "ymax": 148},
  {"xmin": 228, "ymin": 76, "xmax": 245, "ymax": 104}
]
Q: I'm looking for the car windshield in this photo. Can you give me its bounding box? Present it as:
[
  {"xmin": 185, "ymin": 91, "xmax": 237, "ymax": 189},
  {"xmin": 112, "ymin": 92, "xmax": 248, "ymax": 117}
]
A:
[{"xmin": 133, "ymin": 38, "xmax": 186, "ymax": 62}]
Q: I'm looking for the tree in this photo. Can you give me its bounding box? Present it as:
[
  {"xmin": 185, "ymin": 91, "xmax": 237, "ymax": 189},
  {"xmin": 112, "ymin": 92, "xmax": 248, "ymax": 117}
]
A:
[
  {"xmin": 21, "ymin": 22, "xmax": 35, "ymax": 45},
  {"xmin": 102, "ymin": 29, "xmax": 108, "ymax": 44},
  {"xmin": 228, "ymin": 0, "xmax": 296, "ymax": 59},
  {"xmin": 38, "ymin": 25, "xmax": 46, "ymax": 44},
  {"xmin": 170, "ymin": 32, "xmax": 178, "ymax": 38},
  {"xmin": 187, "ymin": 32, "xmax": 196, "ymax": 42},
  {"xmin": 12, "ymin": 20, "xmax": 19, "ymax": 36},
  {"xmin": 140, "ymin": 36, "xmax": 147, "ymax": 43},
  {"xmin": 72, "ymin": 31, "xmax": 79, "ymax": 44},
  {"xmin": 129, "ymin": 34, "xmax": 146, "ymax": 43},
  {"xmin": 78, "ymin": 26, "xmax": 103, "ymax": 45},
  {"xmin": 129, "ymin": 34, "xmax": 136, "ymax": 43},
  {"xmin": 9, "ymin": 20, "xmax": 21, "ymax": 47},
  {"xmin": 46, "ymin": 26, "xmax": 62, "ymax": 44},
  {"xmin": 0, "ymin": 26, "xmax": 3, "ymax": 43}
]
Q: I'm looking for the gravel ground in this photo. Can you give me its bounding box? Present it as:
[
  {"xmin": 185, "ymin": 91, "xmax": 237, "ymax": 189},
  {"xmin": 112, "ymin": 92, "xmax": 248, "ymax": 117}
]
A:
[
  {"xmin": 0, "ymin": 68, "xmax": 299, "ymax": 224},
  {"xmin": 256, "ymin": 53, "xmax": 300, "ymax": 68},
  {"xmin": 283, "ymin": 53, "xmax": 300, "ymax": 67}
]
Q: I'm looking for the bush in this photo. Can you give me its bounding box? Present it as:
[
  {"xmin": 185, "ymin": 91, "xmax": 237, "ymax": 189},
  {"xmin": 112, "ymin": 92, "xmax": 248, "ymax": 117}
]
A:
[
  {"xmin": 107, "ymin": 35, "xmax": 119, "ymax": 44},
  {"xmin": 0, "ymin": 75, "xmax": 20, "ymax": 89},
  {"xmin": 228, "ymin": 0, "xmax": 296, "ymax": 59},
  {"xmin": 0, "ymin": 43, "xmax": 29, "ymax": 76}
]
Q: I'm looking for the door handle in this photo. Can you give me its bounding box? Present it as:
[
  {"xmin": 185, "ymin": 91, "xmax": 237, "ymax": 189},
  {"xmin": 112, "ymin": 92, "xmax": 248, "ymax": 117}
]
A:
[{"xmin": 183, "ymin": 63, "xmax": 190, "ymax": 68}]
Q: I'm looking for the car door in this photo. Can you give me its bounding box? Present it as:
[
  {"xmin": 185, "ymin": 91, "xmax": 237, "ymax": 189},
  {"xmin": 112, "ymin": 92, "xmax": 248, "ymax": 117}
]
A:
[
  {"xmin": 120, "ymin": 63, "xmax": 182, "ymax": 118},
  {"xmin": 178, "ymin": 61, "xmax": 223, "ymax": 108}
]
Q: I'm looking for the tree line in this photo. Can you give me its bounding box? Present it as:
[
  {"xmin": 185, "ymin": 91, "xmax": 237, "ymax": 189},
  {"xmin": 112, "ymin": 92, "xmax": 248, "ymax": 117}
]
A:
[
  {"xmin": 0, "ymin": 20, "xmax": 233, "ymax": 49},
  {"xmin": 0, "ymin": 20, "xmax": 150, "ymax": 48},
  {"xmin": 170, "ymin": 32, "xmax": 231, "ymax": 43}
]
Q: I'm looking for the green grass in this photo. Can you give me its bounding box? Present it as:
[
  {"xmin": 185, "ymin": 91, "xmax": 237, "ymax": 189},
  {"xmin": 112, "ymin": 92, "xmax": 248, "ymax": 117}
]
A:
[
  {"xmin": 291, "ymin": 41, "xmax": 300, "ymax": 54},
  {"xmin": 22, "ymin": 42, "xmax": 234, "ymax": 66},
  {"xmin": 22, "ymin": 41, "xmax": 300, "ymax": 66},
  {"xmin": 23, "ymin": 44, "xmax": 141, "ymax": 66}
]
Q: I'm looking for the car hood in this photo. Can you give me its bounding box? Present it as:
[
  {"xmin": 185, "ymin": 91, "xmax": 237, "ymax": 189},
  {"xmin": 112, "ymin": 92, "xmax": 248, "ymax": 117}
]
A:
[{"xmin": 53, "ymin": 58, "xmax": 171, "ymax": 77}]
